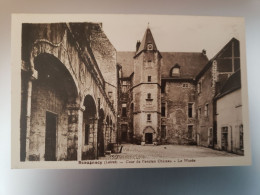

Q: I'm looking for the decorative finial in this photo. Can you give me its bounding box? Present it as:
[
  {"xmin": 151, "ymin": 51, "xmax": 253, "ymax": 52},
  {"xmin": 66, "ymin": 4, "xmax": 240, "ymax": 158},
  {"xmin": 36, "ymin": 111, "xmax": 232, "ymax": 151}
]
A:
[{"xmin": 148, "ymin": 22, "xmax": 150, "ymax": 29}]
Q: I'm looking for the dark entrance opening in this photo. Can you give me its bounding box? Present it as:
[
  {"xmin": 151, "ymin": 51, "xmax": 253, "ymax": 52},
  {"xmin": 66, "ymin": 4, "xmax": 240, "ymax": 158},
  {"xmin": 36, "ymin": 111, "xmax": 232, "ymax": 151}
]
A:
[
  {"xmin": 145, "ymin": 133, "xmax": 153, "ymax": 144},
  {"xmin": 45, "ymin": 112, "xmax": 57, "ymax": 161},
  {"xmin": 121, "ymin": 124, "xmax": 128, "ymax": 143},
  {"xmin": 121, "ymin": 132, "xmax": 127, "ymax": 142},
  {"xmin": 98, "ymin": 109, "xmax": 105, "ymax": 157},
  {"xmin": 83, "ymin": 95, "xmax": 97, "ymax": 160}
]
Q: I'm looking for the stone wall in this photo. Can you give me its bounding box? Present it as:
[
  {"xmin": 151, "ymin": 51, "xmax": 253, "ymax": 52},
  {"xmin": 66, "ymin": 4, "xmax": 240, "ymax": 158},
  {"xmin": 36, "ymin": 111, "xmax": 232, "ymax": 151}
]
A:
[
  {"xmin": 196, "ymin": 66, "xmax": 214, "ymax": 147},
  {"xmin": 21, "ymin": 23, "xmax": 118, "ymax": 161},
  {"xmin": 30, "ymin": 77, "xmax": 69, "ymax": 161},
  {"xmin": 164, "ymin": 81, "xmax": 197, "ymax": 144}
]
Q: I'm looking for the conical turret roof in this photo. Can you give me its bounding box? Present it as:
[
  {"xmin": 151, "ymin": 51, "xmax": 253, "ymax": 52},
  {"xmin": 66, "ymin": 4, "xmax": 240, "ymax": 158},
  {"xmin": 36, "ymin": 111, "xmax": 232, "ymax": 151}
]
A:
[{"xmin": 135, "ymin": 27, "xmax": 158, "ymax": 56}]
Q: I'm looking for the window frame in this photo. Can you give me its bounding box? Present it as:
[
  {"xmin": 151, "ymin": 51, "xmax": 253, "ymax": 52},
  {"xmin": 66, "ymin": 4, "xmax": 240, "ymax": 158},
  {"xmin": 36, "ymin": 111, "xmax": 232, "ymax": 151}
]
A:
[
  {"xmin": 161, "ymin": 102, "xmax": 166, "ymax": 117},
  {"xmin": 122, "ymin": 103, "xmax": 127, "ymax": 117},
  {"xmin": 147, "ymin": 114, "xmax": 151, "ymax": 121},
  {"xmin": 188, "ymin": 103, "xmax": 193, "ymax": 118},
  {"xmin": 204, "ymin": 103, "xmax": 209, "ymax": 117}
]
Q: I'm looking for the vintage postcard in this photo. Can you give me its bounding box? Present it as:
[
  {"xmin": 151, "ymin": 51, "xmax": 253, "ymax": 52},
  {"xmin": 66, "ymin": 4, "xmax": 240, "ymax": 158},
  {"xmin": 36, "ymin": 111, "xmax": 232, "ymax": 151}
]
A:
[{"xmin": 11, "ymin": 14, "xmax": 251, "ymax": 169}]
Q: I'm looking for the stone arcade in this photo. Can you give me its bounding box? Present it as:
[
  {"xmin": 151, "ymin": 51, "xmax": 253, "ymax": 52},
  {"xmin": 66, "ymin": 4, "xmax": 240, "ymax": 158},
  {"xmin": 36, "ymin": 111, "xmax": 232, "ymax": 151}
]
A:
[
  {"xmin": 21, "ymin": 23, "xmax": 118, "ymax": 161},
  {"xmin": 20, "ymin": 23, "xmax": 244, "ymax": 162}
]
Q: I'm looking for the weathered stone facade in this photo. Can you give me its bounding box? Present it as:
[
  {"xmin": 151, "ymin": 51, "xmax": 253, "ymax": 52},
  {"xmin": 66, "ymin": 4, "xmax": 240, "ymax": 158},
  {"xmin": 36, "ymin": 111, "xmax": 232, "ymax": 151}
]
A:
[
  {"xmin": 117, "ymin": 27, "xmax": 242, "ymax": 155},
  {"xmin": 20, "ymin": 23, "xmax": 243, "ymax": 161},
  {"xmin": 20, "ymin": 23, "xmax": 117, "ymax": 161},
  {"xmin": 162, "ymin": 81, "xmax": 197, "ymax": 145}
]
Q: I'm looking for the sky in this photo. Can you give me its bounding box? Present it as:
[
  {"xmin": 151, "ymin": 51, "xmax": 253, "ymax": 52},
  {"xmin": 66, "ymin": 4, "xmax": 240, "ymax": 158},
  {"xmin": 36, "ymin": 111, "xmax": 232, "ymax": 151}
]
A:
[
  {"xmin": 16, "ymin": 14, "xmax": 245, "ymax": 59},
  {"xmin": 81, "ymin": 14, "xmax": 245, "ymax": 59}
]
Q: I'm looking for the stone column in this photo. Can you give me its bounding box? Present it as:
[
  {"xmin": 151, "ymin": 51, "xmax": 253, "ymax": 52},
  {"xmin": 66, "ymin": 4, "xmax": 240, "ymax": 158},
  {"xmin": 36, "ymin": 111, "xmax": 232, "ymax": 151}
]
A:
[
  {"xmin": 77, "ymin": 105, "xmax": 85, "ymax": 162},
  {"xmin": 25, "ymin": 69, "xmax": 38, "ymax": 161},
  {"xmin": 67, "ymin": 104, "xmax": 82, "ymax": 161},
  {"xmin": 104, "ymin": 122, "xmax": 108, "ymax": 150},
  {"xmin": 109, "ymin": 125, "xmax": 112, "ymax": 143},
  {"xmin": 93, "ymin": 118, "xmax": 98, "ymax": 159}
]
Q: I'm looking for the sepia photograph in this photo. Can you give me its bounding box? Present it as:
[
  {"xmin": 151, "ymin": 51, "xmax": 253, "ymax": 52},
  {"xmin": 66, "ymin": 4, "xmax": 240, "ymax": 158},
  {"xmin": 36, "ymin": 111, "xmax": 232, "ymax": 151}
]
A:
[{"xmin": 11, "ymin": 14, "xmax": 251, "ymax": 168}]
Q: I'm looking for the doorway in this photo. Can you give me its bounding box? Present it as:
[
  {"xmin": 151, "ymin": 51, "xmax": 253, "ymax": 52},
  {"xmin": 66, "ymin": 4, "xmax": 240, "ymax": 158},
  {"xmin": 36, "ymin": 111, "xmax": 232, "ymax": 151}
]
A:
[
  {"xmin": 121, "ymin": 124, "xmax": 128, "ymax": 143},
  {"xmin": 145, "ymin": 133, "xmax": 153, "ymax": 144},
  {"xmin": 45, "ymin": 112, "xmax": 57, "ymax": 161},
  {"xmin": 221, "ymin": 127, "xmax": 228, "ymax": 151}
]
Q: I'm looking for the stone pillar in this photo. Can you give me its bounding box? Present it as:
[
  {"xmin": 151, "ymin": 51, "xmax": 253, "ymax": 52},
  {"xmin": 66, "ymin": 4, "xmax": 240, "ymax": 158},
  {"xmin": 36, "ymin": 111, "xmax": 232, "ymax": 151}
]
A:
[
  {"xmin": 101, "ymin": 120, "xmax": 106, "ymax": 152},
  {"xmin": 93, "ymin": 118, "xmax": 98, "ymax": 159},
  {"xmin": 67, "ymin": 104, "xmax": 82, "ymax": 161},
  {"xmin": 25, "ymin": 70, "xmax": 38, "ymax": 161},
  {"xmin": 109, "ymin": 125, "xmax": 112, "ymax": 143},
  {"xmin": 77, "ymin": 105, "xmax": 85, "ymax": 162}
]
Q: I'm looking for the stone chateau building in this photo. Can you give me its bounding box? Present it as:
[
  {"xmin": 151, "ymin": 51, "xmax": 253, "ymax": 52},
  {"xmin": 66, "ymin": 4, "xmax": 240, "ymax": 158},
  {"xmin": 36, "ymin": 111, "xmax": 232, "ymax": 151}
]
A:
[
  {"xmin": 117, "ymin": 27, "xmax": 244, "ymax": 155},
  {"xmin": 20, "ymin": 23, "xmax": 243, "ymax": 161}
]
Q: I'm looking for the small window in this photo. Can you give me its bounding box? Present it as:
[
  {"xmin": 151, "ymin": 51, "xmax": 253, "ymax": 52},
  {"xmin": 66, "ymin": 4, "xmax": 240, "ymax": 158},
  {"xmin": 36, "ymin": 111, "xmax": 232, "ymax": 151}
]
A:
[
  {"xmin": 161, "ymin": 103, "xmax": 166, "ymax": 117},
  {"xmin": 148, "ymin": 76, "xmax": 151, "ymax": 82},
  {"xmin": 188, "ymin": 103, "xmax": 193, "ymax": 118},
  {"xmin": 198, "ymin": 107, "xmax": 201, "ymax": 118},
  {"xmin": 172, "ymin": 67, "xmax": 180, "ymax": 74},
  {"xmin": 197, "ymin": 82, "xmax": 202, "ymax": 94},
  {"xmin": 122, "ymin": 103, "xmax": 127, "ymax": 117},
  {"xmin": 182, "ymin": 83, "xmax": 189, "ymax": 88},
  {"xmin": 171, "ymin": 64, "xmax": 180, "ymax": 77},
  {"xmin": 147, "ymin": 60, "xmax": 152, "ymax": 67},
  {"xmin": 121, "ymin": 80, "xmax": 129, "ymax": 93},
  {"xmin": 204, "ymin": 104, "xmax": 209, "ymax": 117},
  {"xmin": 147, "ymin": 93, "xmax": 151, "ymax": 99},
  {"xmin": 147, "ymin": 114, "xmax": 151, "ymax": 121}
]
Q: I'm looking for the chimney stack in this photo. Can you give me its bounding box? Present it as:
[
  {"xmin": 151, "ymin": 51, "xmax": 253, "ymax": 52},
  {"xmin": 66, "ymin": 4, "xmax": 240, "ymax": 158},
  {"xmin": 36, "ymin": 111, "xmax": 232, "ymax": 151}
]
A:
[
  {"xmin": 202, "ymin": 49, "xmax": 206, "ymax": 55},
  {"xmin": 136, "ymin": 40, "xmax": 141, "ymax": 52}
]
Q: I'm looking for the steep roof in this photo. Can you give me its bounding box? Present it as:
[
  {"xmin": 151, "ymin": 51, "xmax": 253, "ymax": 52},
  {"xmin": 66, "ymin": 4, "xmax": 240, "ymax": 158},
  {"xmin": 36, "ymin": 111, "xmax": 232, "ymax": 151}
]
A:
[
  {"xmin": 117, "ymin": 51, "xmax": 135, "ymax": 78},
  {"xmin": 161, "ymin": 52, "xmax": 209, "ymax": 79},
  {"xmin": 215, "ymin": 69, "xmax": 241, "ymax": 100},
  {"xmin": 117, "ymin": 51, "xmax": 209, "ymax": 79},
  {"xmin": 196, "ymin": 37, "xmax": 239, "ymax": 81},
  {"xmin": 135, "ymin": 27, "xmax": 158, "ymax": 56}
]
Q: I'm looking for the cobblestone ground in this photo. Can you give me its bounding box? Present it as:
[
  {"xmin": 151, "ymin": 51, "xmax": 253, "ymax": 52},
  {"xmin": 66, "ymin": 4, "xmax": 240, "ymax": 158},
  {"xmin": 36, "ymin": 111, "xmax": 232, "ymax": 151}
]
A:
[{"xmin": 100, "ymin": 144, "xmax": 239, "ymax": 160}]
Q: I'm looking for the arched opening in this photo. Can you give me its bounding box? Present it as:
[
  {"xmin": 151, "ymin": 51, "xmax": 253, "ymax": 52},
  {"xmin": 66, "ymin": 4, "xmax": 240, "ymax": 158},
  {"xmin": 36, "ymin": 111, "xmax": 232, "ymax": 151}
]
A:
[
  {"xmin": 82, "ymin": 95, "xmax": 97, "ymax": 160},
  {"xmin": 98, "ymin": 109, "xmax": 105, "ymax": 157},
  {"xmin": 143, "ymin": 126, "xmax": 155, "ymax": 144},
  {"xmin": 28, "ymin": 53, "xmax": 78, "ymax": 161}
]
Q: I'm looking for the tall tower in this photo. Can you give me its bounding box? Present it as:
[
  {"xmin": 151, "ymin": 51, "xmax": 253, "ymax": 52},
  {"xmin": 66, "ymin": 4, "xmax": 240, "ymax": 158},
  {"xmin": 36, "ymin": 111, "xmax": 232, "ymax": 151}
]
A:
[{"xmin": 132, "ymin": 26, "xmax": 162, "ymax": 145}]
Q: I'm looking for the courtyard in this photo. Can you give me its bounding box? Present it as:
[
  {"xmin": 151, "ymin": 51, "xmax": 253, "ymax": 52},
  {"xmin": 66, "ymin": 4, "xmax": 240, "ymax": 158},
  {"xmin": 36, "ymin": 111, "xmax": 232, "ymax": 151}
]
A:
[{"xmin": 100, "ymin": 144, "xmax": 239, "ymax": 160}]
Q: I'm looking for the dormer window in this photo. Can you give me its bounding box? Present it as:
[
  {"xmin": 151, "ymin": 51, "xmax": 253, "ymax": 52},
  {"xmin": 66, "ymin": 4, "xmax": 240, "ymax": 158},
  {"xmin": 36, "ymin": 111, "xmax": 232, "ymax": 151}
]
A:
[
  {"xmin": 147, "ymin": 43, "xmax": 153, "ymax": 50},
  {"xmin": 171, "ymin": 64, "xmax": 180, "ymax": 77}
]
